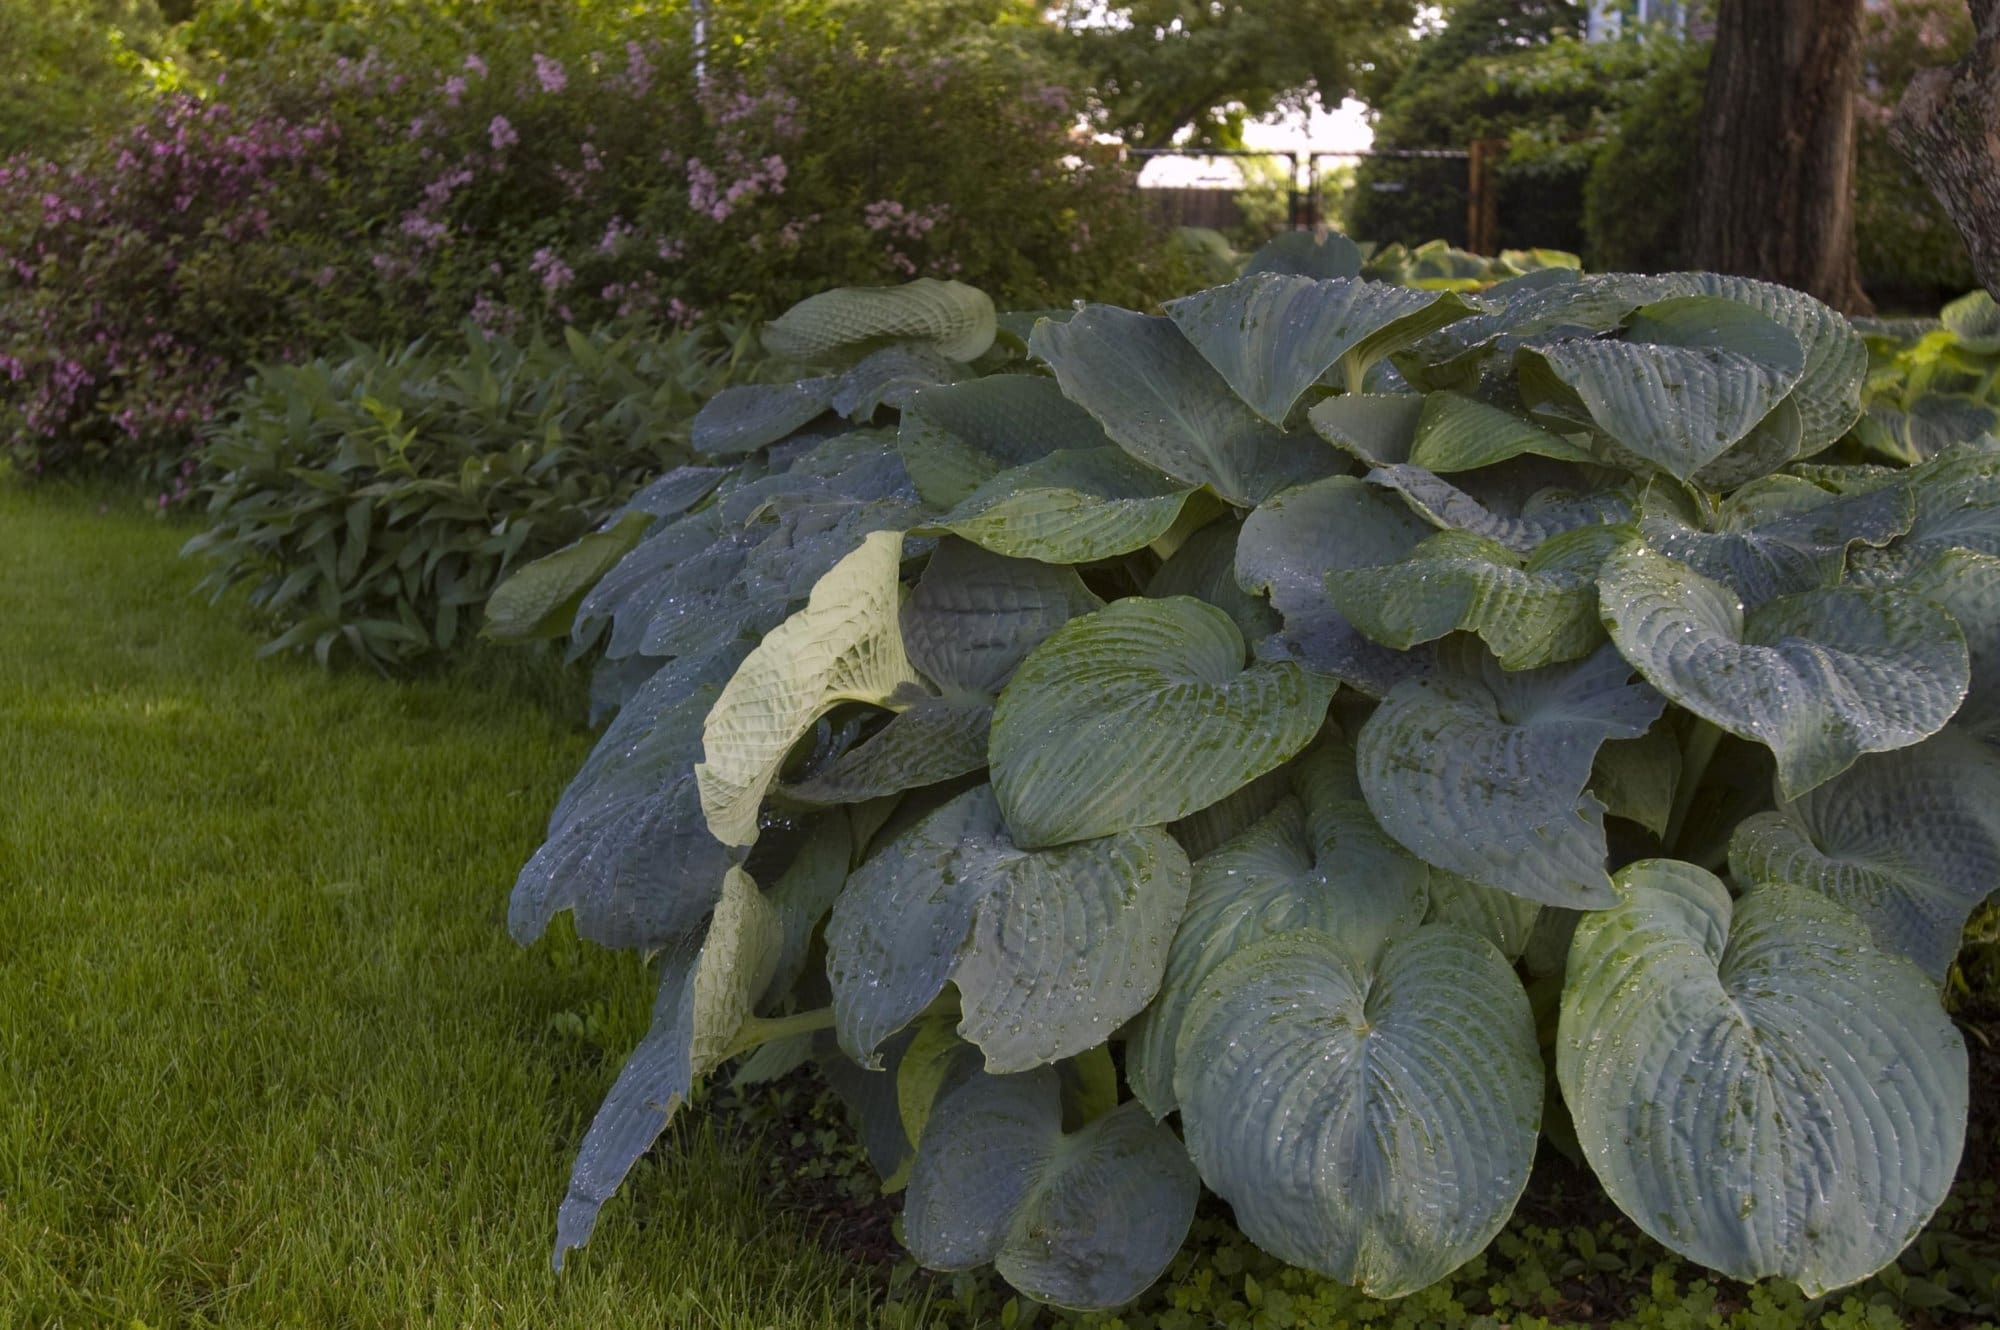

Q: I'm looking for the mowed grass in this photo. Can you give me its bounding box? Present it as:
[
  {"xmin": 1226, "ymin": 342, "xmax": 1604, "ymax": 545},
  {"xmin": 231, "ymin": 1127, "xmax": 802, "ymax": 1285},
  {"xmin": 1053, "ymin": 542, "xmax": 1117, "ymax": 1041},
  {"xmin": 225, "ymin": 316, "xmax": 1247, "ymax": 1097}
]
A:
[{"xmin": 0, "ymin": 485, "xmax": 887, "ymax": 1327}]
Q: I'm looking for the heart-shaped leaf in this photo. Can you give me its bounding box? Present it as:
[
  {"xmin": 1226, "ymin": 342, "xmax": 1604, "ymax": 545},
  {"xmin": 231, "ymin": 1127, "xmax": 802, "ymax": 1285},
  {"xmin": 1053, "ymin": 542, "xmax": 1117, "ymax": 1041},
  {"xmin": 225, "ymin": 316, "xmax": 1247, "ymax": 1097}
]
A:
[
  {"xmin": 1145, "ymin": 518, "xmax": 1282, "ymax": 645},
  {"xmin": 1243, "ymin": 229, "xmax": 1364, "ymax": 280},
  {"xmin": 922, "ymin": 448, "xmax": 1198, "ymax": 565},
  {"xmin": 1175, "ymin": 927, "xmax": 1541, "ymax": 1297},
  {"xmin": 698, "ymin": 530, "xmax": 921, "ymax": 847},
  {"xmin": 904, "ymin": 1068, "xmax": 1200, "ymax": 1310},
  {"xmin": 1560, "ymin": 861, "xmax": 1967, "ymax": 1294},
  {"xmin": 825, "ymin": 785, "xmax": 1191, "ymax": 1071},
  {"xmin": 1125, "ymin": 768, "xmax": 1431, "ymax": 1118},
  {"xmin": 990, "ymin": 597, "xmax": 1334, "ymax": 847},
  {"xmin": 1357, "ymin": 641, "xmax": 1665, "ymax": 909},
  {"xmin": 1164, "ymin": 273, "xmax": 1466, "ymax": 422},
  {"xmin": 1307, "ymin": 392, "xmax": 1423, "ymax": 466},
  {"xmin": 1598, "ymin": 543, "xmax": 1968, "ymax": 796},
  {"xmin": 1029, "ymin": 305, "xmax": 1339, "ymax": 506},
  {"xmin": 900, "ymin": 538, "xmax": 1105, "ymax": 695},
  {"xmin": 1731, "ymin": 728, "xmax": 2000, "ymax": 981}
]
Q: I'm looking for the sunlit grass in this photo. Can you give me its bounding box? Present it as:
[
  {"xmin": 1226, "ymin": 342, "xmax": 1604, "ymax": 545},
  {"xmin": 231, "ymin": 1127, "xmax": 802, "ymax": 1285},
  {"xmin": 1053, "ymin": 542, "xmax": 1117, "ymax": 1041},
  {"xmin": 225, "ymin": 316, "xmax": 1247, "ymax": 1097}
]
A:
[{"xmin": 0, "ymin": 483, "xmax": 887, "ymax": 1327}]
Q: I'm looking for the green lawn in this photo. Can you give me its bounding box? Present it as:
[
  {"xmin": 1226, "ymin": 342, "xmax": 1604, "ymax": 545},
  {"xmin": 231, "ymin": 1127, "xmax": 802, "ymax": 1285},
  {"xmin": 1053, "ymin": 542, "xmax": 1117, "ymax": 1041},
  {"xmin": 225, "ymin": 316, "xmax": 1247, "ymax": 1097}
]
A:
[{"xmin": 0, "ymin": 485, "xmax": 887, "ymax": 1327}]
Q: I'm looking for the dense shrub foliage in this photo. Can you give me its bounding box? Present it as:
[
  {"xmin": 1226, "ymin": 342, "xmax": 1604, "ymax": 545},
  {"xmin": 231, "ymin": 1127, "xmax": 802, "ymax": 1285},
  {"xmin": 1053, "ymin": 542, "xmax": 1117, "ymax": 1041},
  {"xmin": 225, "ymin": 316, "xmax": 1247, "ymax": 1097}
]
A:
[
  {"xmin": 496, "ymin": 242, "xmax": 1998, "ymax": 1311},
  {"xmin": 182, "ymin": 321, "xmax": 763, "ymax": 670},
  {"xmin": 1349, "ymin": 27, "xmax": 1672, "ymax": 254},
  {"xmin": 0, "ymin": 2, "xmax": 1171, "ymax": 481}
]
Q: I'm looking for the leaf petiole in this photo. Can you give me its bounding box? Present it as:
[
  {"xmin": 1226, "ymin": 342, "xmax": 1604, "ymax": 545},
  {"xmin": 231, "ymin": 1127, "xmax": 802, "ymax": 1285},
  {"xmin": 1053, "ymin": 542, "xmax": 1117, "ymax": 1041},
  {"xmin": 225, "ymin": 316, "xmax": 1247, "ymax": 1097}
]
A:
[{"xmin": 725, "ymin": 1006, "xmax": 836, "ymax": 1060}]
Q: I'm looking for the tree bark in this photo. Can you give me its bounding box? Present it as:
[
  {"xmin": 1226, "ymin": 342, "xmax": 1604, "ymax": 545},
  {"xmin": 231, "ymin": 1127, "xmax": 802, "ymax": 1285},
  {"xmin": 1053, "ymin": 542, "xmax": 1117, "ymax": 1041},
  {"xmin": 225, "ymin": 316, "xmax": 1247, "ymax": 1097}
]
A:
[
  {"xmin": 1891, "ymin": 0, "xmax": 2000, "ymax": 302},
  {"xmin": 1685, "ymin": 0, "xmax": 1873, "ymax": 314}
]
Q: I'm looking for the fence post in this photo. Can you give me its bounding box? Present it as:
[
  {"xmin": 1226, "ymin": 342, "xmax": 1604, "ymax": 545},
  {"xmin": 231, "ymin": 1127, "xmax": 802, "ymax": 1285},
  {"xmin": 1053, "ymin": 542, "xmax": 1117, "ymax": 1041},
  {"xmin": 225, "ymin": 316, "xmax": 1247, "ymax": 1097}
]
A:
[{"xmin": 1467, "ymin": 137, "xmax": 1505, "ymax": 254}]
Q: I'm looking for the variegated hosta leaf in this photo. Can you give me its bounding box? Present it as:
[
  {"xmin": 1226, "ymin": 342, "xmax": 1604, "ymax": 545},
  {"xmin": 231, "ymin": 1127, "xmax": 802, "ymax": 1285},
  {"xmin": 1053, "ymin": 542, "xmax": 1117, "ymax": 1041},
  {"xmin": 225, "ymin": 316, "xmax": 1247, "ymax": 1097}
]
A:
[
  {"xmin": 484, "ymin": 510, "xmax": 654, "ymax": 643},
  {"xmin": 1125, "ymin": 781, "xmax": 1431, "ymax": 1119},
  {"xmin": 900, "ymin": 537, "xmax": 1104, "ymax": 695},
  {"xmin": 511, "ymin": 645, "xmax": 742, "ymax": 949},
  {"xmin": 1560, "ymin": 861, "xmax": 1967, "ymax": 1294},
  {"xmin": 1029, "ymin": 305, "xmax": 1339, "ymax": 506},
  {"xmin": 897, "ymin": 375, "xmax": 1110, "ymax": 509},
  {"xmin": 904, "ymin": 1068, "xmax": 1200, "ymax": 1310},
  {"xmin": 1941, "ymin": 288, "xmax": 2000, "ymax": 353},
  {"xmin": 1637, "ymin": 475, "xmax": 1914, "ymax": 610},
  {"xmin": 1144, "ymin": 518, "xmax": 1282, "ymax": 645},
  {"xmin": 1164, "ymin": 272, "xmax": 1466, "ymax": 423},
  {"xmin": 763, "ymin": 279, "xmax": 997, "ymax": 362},
  {"xmin": 825, "ymin": 785, "xmax": 1191, "ymax": 1072},
  {"xmin": 1236, "ymin": 475, "xmax": 1434, "ymax": 696},
  {"xmin": 990, "ymin": 597, "xmax": 1334, "ymax": 847},
  {"xmin": 1357, "ymin": 641, "xmax": 1665, "ymax": 909},
  {"xmin": 691, "ymin": 379, "xmax": 836, "ymax": 456},
  {"xmin": 1598, "ymin": 544, "xmax": 1969, "ymax": 797},
  {"xmin": 1325, "ymin": 525, "xmax": 1625, "ymax": 670},
  {"xmin": 923, "ymin": 448, "xmax": 1198, "ymax": 565},
  {"xmin": 1175, "ymin": 928, "xmax": 1542, "ymax": 1297},
  {"xmin": 697, "ymin": 530, "xmax": 921, "ymax": 848},
  {"xmin": 1408, "ymin": 391, "xmax": 1595, "ymax": 472},
  {"xmin": 1365, "ymin": 458, "xmax": 1633, "ymax": 555},
  {"xmin": 1307, "ymin": 392, "xmax": 1423, "ymax": 466},
  {"xmin": 1730, "ymin": 729, "xmax": 2000, "ymax": 981},
  {"xmin": 553, "ymin": 868, "xmax": 782, "ymax": 1268},
  {"xmin": 1243, "ymin": 229, "xmax": 1364, "ymax": 280}
]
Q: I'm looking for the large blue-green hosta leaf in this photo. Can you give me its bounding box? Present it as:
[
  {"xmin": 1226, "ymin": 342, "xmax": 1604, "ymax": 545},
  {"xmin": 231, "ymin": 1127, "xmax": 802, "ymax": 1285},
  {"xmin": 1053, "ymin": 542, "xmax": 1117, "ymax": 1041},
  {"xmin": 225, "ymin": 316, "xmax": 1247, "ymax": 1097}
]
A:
[
  {"xmin": 1408, "ymin": 390, "xmax": 1595, "ymax": 471},
  {"xmin": 552, "ymin": 867, "xmax": 781, "ymax": 1267},
  {"xmin": 1847, "ymin": 446, "xmax": 2000, "ymax": 581},
  {"xmin": 697, "ymin": 530, "xmax": 921, "ymax": 847},
  {"xmin": 1901, "ymin": 549, "xmax": 2000, "ymax": 742},
  {"xmin": 1598, "ymin": 543, "xmax": 1968, "ymax": 797},
  {"xmin": 1124, "ymin": 758, "xmax": 1432, "ymax": 1118},
  {"xmin": 897, "ymin": 375, "xmax": 1109, "ymax": 509},
  {"xmin": 1730, "ymin": 729, "xmax": 2000, "ymax": 981},
  {"xmin": 692, "ymin": 378, "xmax": 836, "ymax": 456},
  {"xmin": 1164, "ymin": 273, "xmax": 1466, "ymax": 422},
  {"xmin": 1364, "ymin": 457, "xmax": 1632, "ymax": 555},
  {"xmin": 990, "ymin": 597, "xmax": 1334, "ymax": 847},
  {"xmin": 1029, "ymin": 306, "xmax": 1338, "ymax": 506},
  {"xmin": 1357, "ymin": 642, "xmax": 1664, "ymax": 909},
  {"xmin": 1175, "ymin": 928, "xmax": 1542, "ymax": 1297},
  {"xmin": 825, "ymin": 785, "xmax": 1190, "ymax": 1072},
  {"xmin": 904, "ymin": 1068, "xmax": 1200, "ymax": 1310},
  {"xmin": 1236, "ymin": 475, "xmax": 1434, "ymax": 695},
  {"xmin": 1636, "ymin": 477, "xmax": 1914, "ymax": 610},
  {"xmin": 923, "ymin": 448, "xmax": 1198, "ymax": 564},
  {"xmin": 1243, "ymin": 229, "xmax": 1363, "ymax": 280},
  {"xmin": 1307, "ymin": 392, "xmax": 1423, "ymax": 466},
  {"xmin": 510, "ymin": 645, "xmax": 742, "ymax": 949},
  {"xmin": 1325, "ymin": 525, "xmax": 1624, "ymax": 669},
  {"xmin": 1560, "ymin": 861, "xmax": 1967, "ymax": 1294},
  {"xmin": 1145, "ymin": 519, "xmax": 1281, "ymax": 645}
]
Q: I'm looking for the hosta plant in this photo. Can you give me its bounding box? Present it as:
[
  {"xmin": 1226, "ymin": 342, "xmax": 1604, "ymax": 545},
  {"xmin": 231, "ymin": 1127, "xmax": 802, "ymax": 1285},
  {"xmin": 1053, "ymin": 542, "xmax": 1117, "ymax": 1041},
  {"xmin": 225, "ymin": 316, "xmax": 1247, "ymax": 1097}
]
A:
[{"xmin": 495, "ymin": 249, "xmax": 1994, "ymax": 1309}]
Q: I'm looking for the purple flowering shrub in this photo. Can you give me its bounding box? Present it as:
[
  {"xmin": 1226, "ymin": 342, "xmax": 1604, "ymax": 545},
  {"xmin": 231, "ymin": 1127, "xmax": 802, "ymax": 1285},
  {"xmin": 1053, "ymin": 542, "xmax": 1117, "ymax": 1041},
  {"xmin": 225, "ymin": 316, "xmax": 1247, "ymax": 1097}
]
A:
[{"xmin": 1, "ymin": 7, "xmax": 1175, "ymax": 483}]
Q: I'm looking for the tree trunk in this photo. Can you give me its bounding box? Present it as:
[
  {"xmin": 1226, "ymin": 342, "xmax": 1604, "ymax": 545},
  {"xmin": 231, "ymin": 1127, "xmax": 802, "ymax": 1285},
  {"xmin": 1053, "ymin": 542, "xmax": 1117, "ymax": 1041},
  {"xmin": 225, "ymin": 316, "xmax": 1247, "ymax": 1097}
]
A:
[
  {"xmin": 1891, "ymin": 0, "xmax": 2000, "ymax": 302},
  {"xmin": 1685, "ymin": 0, "xmax": 1873, "ymax": 315}
]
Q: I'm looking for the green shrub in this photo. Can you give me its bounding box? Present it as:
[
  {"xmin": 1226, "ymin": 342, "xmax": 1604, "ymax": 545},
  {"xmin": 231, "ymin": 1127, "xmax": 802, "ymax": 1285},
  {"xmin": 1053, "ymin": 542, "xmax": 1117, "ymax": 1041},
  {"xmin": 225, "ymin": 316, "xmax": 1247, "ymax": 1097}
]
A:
[
  {"xmin": 181, "ymin": 320, "xmax": 763, "ymax": 671},
  {"xmin": 496, "ymin": 252, "xmax": 2000, "ymax": 1314},
  {"xmin": 0, "ymin": 0, "xmax": 187, "ymax": 157},
  {"xmin": 1349, "ymin": 26, "xmax": 1673, "ymax": 253},
  {"xmin": 1583, "ymin": 38, "xmax": 1707, "ymax": 272},
  {"xmin": 1, "ymin": 1, "xmax": 1171, "ymax": 482}
]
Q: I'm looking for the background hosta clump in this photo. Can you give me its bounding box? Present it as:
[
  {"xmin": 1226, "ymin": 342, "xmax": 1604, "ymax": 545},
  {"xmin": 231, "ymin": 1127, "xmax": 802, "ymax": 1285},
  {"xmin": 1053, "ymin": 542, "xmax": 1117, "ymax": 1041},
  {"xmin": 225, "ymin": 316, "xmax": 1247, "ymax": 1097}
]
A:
[{"xmin": 494, "ymin": 236, "xmax": 1995, "ymax": 1310}]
